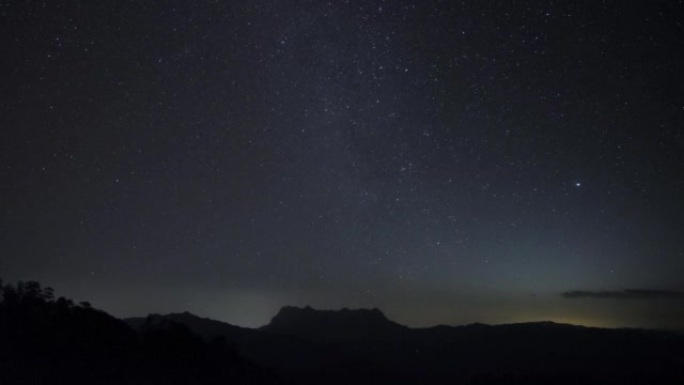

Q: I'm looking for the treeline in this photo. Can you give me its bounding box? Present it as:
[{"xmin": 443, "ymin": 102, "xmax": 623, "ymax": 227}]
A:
[{"xmin": 0, "ymin": 278, "xmax": 280, "ymax": 385}]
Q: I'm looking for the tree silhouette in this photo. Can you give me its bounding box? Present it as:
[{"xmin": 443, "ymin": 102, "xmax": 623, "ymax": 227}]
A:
[{"xmin": 0, "ymin": 277, "xmax": 280, "ymax": 385}]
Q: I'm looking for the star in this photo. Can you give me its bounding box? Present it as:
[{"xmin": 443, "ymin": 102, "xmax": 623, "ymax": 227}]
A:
[{"xmin": 1, "ymin": 0, "xmax": 681, "ymax": 331}]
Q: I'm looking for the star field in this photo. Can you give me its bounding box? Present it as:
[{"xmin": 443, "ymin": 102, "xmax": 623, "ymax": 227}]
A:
[{"xmin": 1, "ymin": 1, "xmax": 683, "ymax": 329}]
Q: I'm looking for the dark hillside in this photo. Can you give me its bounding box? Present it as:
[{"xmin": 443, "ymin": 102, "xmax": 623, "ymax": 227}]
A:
[
  {"xmin": 2, "ymin": 278, "xmax": 683, "ymax": 385},
  {"xmin": 0, "ymin": 279, "xmax": 280, "ymax": 385},
  {"xmin": 134, "ymin": 306, "xmax": 684, "ymax": 385}
]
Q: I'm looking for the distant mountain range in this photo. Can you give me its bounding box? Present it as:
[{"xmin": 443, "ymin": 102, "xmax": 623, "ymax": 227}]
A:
[
  {"xmin": 6, "ymin": 279, "xmax": 683, "ymax": 384},
  {"xmin": 126, "ymin": 306, "xmax": 684, "ymax": 384}
]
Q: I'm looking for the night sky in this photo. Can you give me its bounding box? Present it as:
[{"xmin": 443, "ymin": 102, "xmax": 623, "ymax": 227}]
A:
[{"xmin": 2, "ymin": 1, "xmax": 683, "ymax": 330}]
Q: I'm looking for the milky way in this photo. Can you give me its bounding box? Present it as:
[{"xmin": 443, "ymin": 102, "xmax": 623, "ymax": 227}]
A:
[{"xmin": 1, "ymin": 1, "xmax": 683, "ymax": 329}]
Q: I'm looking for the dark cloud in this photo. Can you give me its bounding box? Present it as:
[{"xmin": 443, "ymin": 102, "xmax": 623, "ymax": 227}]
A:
[{"xmin": 562, "ymin": 289, "xmax": 684, "ymax": 300}]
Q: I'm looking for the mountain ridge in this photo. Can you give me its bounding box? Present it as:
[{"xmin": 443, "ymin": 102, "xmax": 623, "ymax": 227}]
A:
[
  {"xmin": 259, "ymin": 305, "xmax": 407, "ymax": 340},
  {"xmin": 124, "ymin": 306, "xmax": 684, "ymax": 384},
  {"xmin": 128, "ymin": 305, "xmax": 677, "ymax": 335}
]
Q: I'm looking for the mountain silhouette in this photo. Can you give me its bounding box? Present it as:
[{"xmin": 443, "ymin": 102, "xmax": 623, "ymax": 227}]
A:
[
  {"xmin": 3, "ymin": 278, "xmax": 684, "ymax": 385},
  {"xmin": 127, "ymin": 311, "xmax": 349, "ymax": 373},
  {"xmin": 127, "ymin": 306, "xmax": 684, "ymax": 385},
  {"xmin": 0, "ymin": 279, "xmax": 280, "ymax": 385},
  {"xmin": 261, "ymin": 305, "xmax": 407, "ymax": 341}
]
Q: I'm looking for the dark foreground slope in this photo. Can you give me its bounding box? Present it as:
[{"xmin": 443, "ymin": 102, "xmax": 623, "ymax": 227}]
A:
[
  {"xmin": 0, "ymin": 280, "xmax": 280, "ymax": 385},
  {"xmin": 132, "ymin": 306, "xmax": 684, "ymax": 385},
  {"xmin": 2, "ymin": 278, "xmax": 683, "ymax": 385}
]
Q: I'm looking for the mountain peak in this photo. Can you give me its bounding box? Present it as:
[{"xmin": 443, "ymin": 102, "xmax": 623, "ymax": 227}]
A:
[
  {"xmin": 262, "ymin": 306, "xmax": 405, "ymax": 340},
  {"xmin": 276, "ymin": 305, "xmax": 388, "ymax": 318}
]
